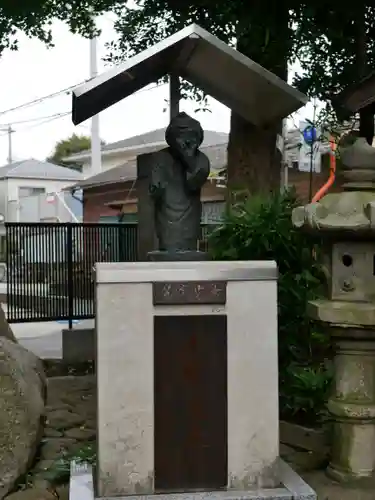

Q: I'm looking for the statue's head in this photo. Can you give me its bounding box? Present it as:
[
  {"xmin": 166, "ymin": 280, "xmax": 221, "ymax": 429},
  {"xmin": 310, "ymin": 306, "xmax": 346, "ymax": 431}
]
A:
[{"xmin": 165, "ymin": 112, "xmax": 204, "ymax": 156}]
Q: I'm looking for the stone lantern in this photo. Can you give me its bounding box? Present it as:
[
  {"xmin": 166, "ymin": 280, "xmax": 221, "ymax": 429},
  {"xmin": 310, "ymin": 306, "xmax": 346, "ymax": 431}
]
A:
[{"xmin": 292, "ymin": 137, "xmax": 375, "ymax": 482}]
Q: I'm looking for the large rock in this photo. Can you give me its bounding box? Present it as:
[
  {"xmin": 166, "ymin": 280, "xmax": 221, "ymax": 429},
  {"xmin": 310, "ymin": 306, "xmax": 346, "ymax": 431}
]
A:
[
  {"xmin": 0, "ymin": 338, "xmax": 46, "ymax": 499},
  {"xmin": 5, "ymin": 489, "xmax": 55, "ymax": 500},
  {"xmin": 0, "ymin": 304, "xmax": 17, "ymax": 343}
]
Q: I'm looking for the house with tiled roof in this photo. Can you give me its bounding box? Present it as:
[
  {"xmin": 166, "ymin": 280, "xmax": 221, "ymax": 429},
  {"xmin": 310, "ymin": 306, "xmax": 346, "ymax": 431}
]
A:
[
  {"xmin": 0, "ymin": 159, "xmax": 83, "ymax": 225},
  {"xmin": 64, "ymin": 125, "xmax": 340, "ymax": 225},
  {"xmin": 64, "ymin": 128, "xmax": 229, "ymax": 224},
  {"xmin": 65, "ymin": 128, "xmax": 228, "ymax": 179}
]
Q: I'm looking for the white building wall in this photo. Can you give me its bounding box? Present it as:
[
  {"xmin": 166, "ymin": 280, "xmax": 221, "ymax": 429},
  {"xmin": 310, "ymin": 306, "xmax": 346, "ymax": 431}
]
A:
[
  {"xmin": 81, "ymin": 152, "xmax": 138, "ymax": 179},
  {"xmin": 6, "ymin": 178, "xmax": 79, "ymax": 222},
  {"xmin": 7, "ymin": 177, "xmax": 76, "ymax": 201}
]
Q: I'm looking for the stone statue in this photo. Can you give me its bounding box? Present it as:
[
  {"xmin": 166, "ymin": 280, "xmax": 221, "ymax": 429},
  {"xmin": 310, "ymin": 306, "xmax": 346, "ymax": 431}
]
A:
[{"xmin": 148, "ymin": 112, "xmax": 210, "ymax": 254}]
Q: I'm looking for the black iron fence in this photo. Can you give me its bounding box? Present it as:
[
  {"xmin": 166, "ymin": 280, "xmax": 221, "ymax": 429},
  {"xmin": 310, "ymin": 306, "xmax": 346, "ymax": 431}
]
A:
[
  {"xmin": 6, "ymin": 222, "xmax": 137, "ymax": 324},
  {"xmin": 5, "ymin": 222, "xmax": 215, "ymax": 324}
]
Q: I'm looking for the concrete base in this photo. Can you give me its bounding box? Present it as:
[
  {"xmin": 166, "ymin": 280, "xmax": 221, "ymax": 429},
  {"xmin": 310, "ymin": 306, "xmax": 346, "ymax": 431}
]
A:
[
  {"xmin": 69, "ymin": 459, "xmax": 316, "ymax": 500},
  {"xmin": 62, "ymin": 323, "xmax": 95, "ymax": 362},
  {"xmin": 147, "ymin": 250, "xmax": 210, "ymax": 261},
  {"xmin": 96, "ymin": 261, "xmax": 279, "ymax": 497},
  {"xmin": 326, "ymin": 464, "xmax": 375, "ymax": 485}
]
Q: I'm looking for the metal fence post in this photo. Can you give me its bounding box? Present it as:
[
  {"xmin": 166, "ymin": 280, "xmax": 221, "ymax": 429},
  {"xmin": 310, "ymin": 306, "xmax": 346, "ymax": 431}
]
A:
[
  {"xmin": 5, "ymin": 224, "xmax": 12, "ymax": 321},
  {"xmin": 67, "ymin": 224, "xmax": 73, "ymax": 330}
]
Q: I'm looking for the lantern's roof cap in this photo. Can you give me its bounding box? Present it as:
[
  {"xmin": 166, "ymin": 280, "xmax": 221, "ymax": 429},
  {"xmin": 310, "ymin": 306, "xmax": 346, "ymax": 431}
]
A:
[
  {"xmin": 335, "ymin": 71, "xmax": 375, "ymax": 113},
  {"xmin": 72, "ymin": 23, "xmax": 307, "ymax": 126},
  {"xmin": 292, "ymin": 191, "xmax": 375, "ymax": 238},
  {"xmin": 293, "ymin": 138, "xmax": 375, "ymax": 237}
]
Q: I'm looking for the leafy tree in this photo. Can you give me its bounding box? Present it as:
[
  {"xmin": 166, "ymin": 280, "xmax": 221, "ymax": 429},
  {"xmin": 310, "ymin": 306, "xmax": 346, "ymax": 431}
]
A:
[
  {"xmin": 2, "ymin": 0, "xmax": 304, "ymax": 194},
  {"xmin": 0, "ymin": 0, "xmax": 118, "ymax": 52},
  {"xmin": 47, "ymin": 133, "xmax": 102, "ymax": 170},
  {"xmin": 107, "ymin": 2, "xmax": 375, "ymax": 193},
  {"xmin": 107, "ymin": 1, "xmax": 308, "ymax": 195},
  {"xmin": 294, "ymin": 2, "xmax": 375, "ymax": 144},
  {"xmin": 7, "ymin": 1, "xmax": 373, "ymax": 191}
]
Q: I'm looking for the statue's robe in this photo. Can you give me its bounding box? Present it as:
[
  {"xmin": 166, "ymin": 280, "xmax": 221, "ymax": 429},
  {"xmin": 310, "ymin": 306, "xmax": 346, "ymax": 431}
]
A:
[{"xmin": 149, "ymin": 147, "xmax": 210, "ymax": 251}]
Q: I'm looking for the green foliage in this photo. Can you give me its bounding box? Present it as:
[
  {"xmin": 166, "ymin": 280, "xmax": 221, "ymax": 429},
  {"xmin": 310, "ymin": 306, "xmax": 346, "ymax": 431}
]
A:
[
  {"xmin": 47, "ymin": 133, "xmax": 102, "ymax": 171},
  {"xmin": 295, "ymin": 4, "xmax": 375, "ymax": 99},
  {"xmin": 106, "ymin": 1, "xmax": 375, "ymax": 138},
  {"xmin": 294, "ymin": 3, "xmax": 375, "ymax": 136},
  {"xmin": 3, "ymin": 0, "xmax": 372, "ymax": 142},
  {"xmin": 105, "ymin": 1, "xmax": 302, "ymax": 105},
  {"xmin": 0, "ymin": 0, "xmax": 121, "ymax": 53},
  {"xmin": 40, "ymin": 442, "xmax": 96, "ymax": 486},
  {"xmin": 209, "ymin": 189, "xmax": 332, "ymax": 425},
  {"xmin": 283, "ymin": 362, "xmax": 332, "ymax": 426},
  {"xmin": 108, "ymin": 1, "xmax": 302, "ymax": 65},
  {"xmin": 104, "ymin": 1, "xmax": 375, "ymax": 191}
]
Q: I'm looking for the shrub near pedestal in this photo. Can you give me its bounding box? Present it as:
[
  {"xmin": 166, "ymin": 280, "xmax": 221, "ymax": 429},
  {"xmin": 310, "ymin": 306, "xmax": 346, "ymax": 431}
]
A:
[{"xmin": 209, "ymin": 189, "xmax": 331, "ymax": 425}]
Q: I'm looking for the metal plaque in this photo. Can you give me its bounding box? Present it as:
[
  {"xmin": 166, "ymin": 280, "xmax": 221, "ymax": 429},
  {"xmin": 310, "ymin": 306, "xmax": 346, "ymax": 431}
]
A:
[{"xmin": 153, "ymin": 281, "xmax": 227, "ymax": 305}]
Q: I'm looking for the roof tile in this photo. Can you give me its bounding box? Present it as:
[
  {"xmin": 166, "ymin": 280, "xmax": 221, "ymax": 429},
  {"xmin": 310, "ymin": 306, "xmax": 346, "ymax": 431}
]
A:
[
  {"xmin": 73, "ymin": 143, "xmax": 227, "ymax": 190},
  {"xmin": 0, "ymin": 158, "xmax": 82, "ymax": 180}
]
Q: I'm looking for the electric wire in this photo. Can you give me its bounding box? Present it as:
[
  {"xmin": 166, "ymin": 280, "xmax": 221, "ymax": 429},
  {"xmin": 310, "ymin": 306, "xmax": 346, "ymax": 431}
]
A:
[{"xmin": 0, "ymin": 81, "xmax": 167, "ymax": 121}]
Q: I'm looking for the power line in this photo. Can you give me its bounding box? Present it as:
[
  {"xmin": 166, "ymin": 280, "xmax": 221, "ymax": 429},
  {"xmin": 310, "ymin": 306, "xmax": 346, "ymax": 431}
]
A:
[
  {"xmin": 0, "ymin": 81, "xmax": 169, "ymax": 140},
  {"xmin": 0, "ymin": 81, "xmax": 88, "ymax": 117},
  {"xmin": 0, "ymin": 80, "xmax": 168, "ymax": 119},
  {"xmin": 16, "ymin": 112, "xmax": 71, "ymax": 132},
  {"xmin": 0, "ymin": 112, "xmax": 71, "ymax": 138},
  {"xmin": 0, "ymin": 110, "xmax": 69, "ymax": 127}
]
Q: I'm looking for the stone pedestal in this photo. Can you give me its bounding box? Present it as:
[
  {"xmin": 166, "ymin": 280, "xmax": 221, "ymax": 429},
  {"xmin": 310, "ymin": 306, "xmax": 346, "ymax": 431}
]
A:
[
  {"xmin": 293, "ymin": 137, "xmax": 375, "ymax": 482},
  {"xmin": 95, "ymin": 261, "xmax": 279, "ymax": 498},
  {"xmin": 327, "ymin": 327, "xmax": 375, "ymax": 481}
]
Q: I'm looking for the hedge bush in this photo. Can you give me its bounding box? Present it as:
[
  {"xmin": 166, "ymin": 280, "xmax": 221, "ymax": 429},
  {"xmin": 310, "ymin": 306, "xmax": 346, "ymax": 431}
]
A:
[{"xmin": 209, "ymin": 189, "xmax": 331, "ymax": 426}]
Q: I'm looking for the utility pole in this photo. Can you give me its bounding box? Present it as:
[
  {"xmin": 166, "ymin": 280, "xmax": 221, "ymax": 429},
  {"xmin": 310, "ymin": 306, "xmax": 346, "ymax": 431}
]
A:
[
  {"xmin": 0, "ymin": 125, "xmax": 14, "ymax": 164},
  {"xmin": 280, "ymin": 119, "xmax": 288, "ymax": 192},
  {"xmin": 90, "ymin": 36, "xmax": 101, "ymax": 178},
  {"xmin": 308, "ymin": 99, "xmax": 318, "ymax": 202},
  {"xmin": 169, "ymin": 73, "xmax": 180, "ymax": 120}
]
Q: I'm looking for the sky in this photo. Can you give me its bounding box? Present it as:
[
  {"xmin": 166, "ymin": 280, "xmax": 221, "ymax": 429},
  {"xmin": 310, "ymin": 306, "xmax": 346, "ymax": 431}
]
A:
[{"xmin": 0, "ymin": 14, "xmax": 317, "ymax": 166}]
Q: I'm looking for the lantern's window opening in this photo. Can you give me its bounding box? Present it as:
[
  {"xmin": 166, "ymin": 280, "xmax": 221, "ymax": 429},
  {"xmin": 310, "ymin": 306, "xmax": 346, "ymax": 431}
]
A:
[{"xmin": 342, "ymin": 254, "xmax": 353, "ymax": 267}]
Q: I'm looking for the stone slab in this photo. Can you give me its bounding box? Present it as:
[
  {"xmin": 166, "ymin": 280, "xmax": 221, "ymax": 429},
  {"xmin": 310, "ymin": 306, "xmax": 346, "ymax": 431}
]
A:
[
  {"xmin": 69, "ymin": 461, "xmax": 94, "ymax": 500},
  {"xmin": 101, "ymin": 490, "xmax": 293, "ymax": 500},
  {"xmin": 69, "ymin": 459, "xmax": 316, "ymax": 500},
  {"xmin": 308, "ymin": 299, "xmax": 375, "ymax": 326},
  {"xmin": 95, "ymin": 261, "xmax": 278, "ymax": 283},
  {"xmin": 276, "ymin": 459, "xmax": 317, "ymax": 499},
  {"xmin": 279, "ymin": 421, "xmax": 329, "ymax": 455},
  {"xmin": 62, "ymin": 327, "xmax": 95, "ymax": 362}
]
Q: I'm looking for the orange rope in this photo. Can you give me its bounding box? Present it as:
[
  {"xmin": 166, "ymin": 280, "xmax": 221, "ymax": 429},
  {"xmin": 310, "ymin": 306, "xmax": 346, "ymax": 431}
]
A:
[{"xmin": 312, "ymin": 137, "xmax": 336, "ymax": 203}]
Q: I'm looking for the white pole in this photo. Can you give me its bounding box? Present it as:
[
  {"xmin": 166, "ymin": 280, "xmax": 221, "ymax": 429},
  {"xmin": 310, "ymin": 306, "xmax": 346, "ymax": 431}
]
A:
[
  {"xmin": 281, "ymin": 119, "xmax": 288, "ymax": 192},
  {"xmin": 90, "ymin": 36, "xmax": 101, "ymax": 178},
  {"xmin": 1, "ymin": 125, "xmax": 13, "ymax": 164},
  {"xmin": 7, "ymin": 125, "xmax": 13, "ymax": 164}
]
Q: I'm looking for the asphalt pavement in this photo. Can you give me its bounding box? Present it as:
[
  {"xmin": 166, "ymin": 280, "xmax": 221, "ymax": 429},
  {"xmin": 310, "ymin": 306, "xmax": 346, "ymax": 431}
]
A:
[{"xmin": 3, "ymin": 301, "xmax": 94, "ymax": 359}]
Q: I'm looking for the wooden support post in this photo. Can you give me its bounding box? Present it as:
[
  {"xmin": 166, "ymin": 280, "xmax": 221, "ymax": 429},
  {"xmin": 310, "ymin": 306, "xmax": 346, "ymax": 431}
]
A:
[
  {"xmin": 137, "ymin": 153, "xmax": 157, "ymax": 261},
  {"xmin": 169, "ymin": 73, "xmax": 180, "ymax": 120}
]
